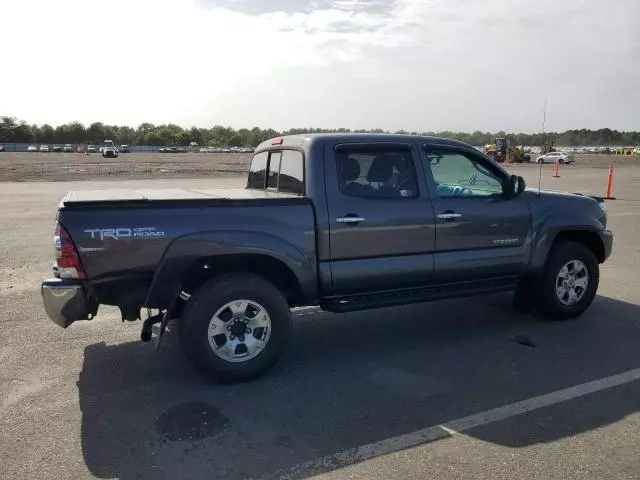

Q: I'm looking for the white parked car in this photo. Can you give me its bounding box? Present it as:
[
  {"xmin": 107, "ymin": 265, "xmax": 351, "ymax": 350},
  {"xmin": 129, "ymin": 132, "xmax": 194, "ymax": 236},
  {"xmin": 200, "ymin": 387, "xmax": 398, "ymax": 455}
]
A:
[
  {"xmin": 101, "ymin": 140, "xmax": 119, "ymax": 158},
  {"xmin": 27, "ymin": 145, "xmax": 38, "ymax": 152},
  {"xmin": 536, "ymin": 151, "xmax": 574, "ymax": 164},
  {"xmin": 39, "ymin": 145, "xmax": 50, "ymax": 152}
]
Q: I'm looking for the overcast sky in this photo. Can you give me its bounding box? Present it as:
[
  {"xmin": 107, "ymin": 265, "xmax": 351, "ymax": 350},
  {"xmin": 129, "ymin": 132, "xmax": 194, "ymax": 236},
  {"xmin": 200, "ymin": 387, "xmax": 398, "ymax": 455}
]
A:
[{"xmin": 2, "ymin": 0, "xmax": 639, "ymax": 132}]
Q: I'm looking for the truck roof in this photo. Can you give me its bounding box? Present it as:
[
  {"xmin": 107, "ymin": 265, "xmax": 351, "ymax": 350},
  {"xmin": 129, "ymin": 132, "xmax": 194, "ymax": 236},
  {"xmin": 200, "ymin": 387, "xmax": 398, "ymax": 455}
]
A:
[{"xmin": 255, "ymin": 133, "xmax": 475, "ymax": 153}]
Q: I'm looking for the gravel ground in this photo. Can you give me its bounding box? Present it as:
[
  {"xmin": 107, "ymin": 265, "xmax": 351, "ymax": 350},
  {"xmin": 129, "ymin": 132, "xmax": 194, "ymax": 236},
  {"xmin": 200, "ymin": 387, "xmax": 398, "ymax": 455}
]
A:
[
  {"xmin": 1, "ymin": 164, "xmax": 639, "ymax": 480},
  {"xmin": 1, "ymin": 152, "xmax": 253, "ymax": 181},
  {"xmin": 0, "ymin": 151, "xmax": 638, "ymax": 182}
]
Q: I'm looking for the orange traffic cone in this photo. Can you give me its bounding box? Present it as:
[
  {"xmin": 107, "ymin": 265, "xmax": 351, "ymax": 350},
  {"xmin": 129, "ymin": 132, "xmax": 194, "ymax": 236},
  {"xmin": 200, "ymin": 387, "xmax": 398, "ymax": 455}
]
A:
[{"xmin": 604, "ymin": 163, "xmax": 616, "ymax": 199}]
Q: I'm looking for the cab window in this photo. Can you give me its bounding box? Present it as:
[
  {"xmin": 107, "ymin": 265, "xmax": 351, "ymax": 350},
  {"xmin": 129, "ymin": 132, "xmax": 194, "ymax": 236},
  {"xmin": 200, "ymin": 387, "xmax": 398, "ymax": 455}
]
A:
[
  {"xmin": 335, "ymin": 148, "xmax": 418, "ymax": 198},
  {"xmin": 423, "ymin": 147, "xmax": 505, "ymax": 197}
]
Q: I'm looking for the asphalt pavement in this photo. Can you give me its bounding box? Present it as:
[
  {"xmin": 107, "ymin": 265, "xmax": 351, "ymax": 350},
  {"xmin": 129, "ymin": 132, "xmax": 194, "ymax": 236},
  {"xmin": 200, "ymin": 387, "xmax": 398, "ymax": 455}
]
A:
[{"xmin": 1, "ymin": 163, "xmax": 639, "ymax": 479}]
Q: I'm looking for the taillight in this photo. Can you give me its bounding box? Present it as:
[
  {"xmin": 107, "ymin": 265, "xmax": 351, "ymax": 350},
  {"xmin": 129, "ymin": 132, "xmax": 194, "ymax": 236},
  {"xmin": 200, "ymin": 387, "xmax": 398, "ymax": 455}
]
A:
[{"xmin": 54, "ymin": 223, "xmax": 86, "ymax": 279}]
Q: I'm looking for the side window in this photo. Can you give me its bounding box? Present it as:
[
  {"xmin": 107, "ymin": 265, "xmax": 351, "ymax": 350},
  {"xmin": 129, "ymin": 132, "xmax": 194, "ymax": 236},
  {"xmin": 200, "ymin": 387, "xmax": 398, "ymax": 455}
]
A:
[
  {"xmin": 336, "ymin": 148, "xmax": 418, "ymax": 199},
  {"xmin": 424, "ymin": 148, "xmax": 504, "ymax": 198},
  {"xmin": 278, "ymin": 150, "xmax": 304, "ymax": 195},
  {"xmin": 267, "ymin": 152, "xmax": 282, "ymax": 189},
  {"xmin": 247, "ymin": 151, "xmax": 268, "ymax": 189}
]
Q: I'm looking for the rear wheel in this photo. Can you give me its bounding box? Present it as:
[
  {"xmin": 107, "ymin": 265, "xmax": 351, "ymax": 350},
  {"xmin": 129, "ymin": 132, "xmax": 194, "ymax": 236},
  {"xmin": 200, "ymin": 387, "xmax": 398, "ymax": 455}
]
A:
[
  {"xmin": 179, "ymin": 274, "xmax": 292, "ymax": 382},
  {"xmin": 537, "ymin": 241, "xmax": 599, "ymax": 320}
]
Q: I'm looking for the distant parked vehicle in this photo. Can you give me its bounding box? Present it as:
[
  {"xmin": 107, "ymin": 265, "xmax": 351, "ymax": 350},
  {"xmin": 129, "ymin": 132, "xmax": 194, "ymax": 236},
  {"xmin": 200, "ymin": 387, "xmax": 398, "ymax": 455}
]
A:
[
  {"xmin": 101, "ymin": 140, "xmax": 119, "ymax": 158},
  {"xmin": 39, "ymin": 145, "xmax": 50, "ymax": 152},
  {"xmin": 536, "ymin": 151, "xmax": 574, "ymax": 164},
  {"xmin": 119, "ymin": 145, "xmax": 130, "ymax": 153},
  {"xmin": 0, "ymin": 145, "xmax": 4, "ymax": 152},
  {"xmin": 63, "ymin": 144, "xmax": 74, "ymax": 152},
  {"xmin": 52, "ymin": 145, "xmax": 63, "ymax": 152},
  {"xmin": 199, "ymin": 147, "xmax": 209, "ymax": 153},
  {"xmin": 87, "ymin": 145, "xmax": 97, "ymax": 153},
  {"xmin": 160, "ymin": 146, "xmax": 186, "ymax": 153},
  {"xmin": 27, "ymin": 145, "xmax": 38, "ymax": 152}
]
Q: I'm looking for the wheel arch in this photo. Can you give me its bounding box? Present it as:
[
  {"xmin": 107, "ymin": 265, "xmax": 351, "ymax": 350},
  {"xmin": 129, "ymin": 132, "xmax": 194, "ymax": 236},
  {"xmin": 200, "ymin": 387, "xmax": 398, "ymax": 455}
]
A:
[
  {"xmin": 531, "ymin": 225, "xmax": 606, "ymax": 272},
  {"xmin": 551, "ymin": 230, "xmax": 605, "ymax": 263},
  {"xmin": 143, "ymin": 231, "xmax": 317, "ymax": 310}
]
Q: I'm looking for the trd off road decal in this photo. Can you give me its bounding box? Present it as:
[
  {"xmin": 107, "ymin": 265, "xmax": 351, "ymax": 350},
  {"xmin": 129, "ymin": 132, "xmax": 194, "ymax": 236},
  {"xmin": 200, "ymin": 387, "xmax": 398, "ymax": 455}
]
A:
[{"xmin": 84, "ymin": 227, "xmax": 165, "ymax": 240}]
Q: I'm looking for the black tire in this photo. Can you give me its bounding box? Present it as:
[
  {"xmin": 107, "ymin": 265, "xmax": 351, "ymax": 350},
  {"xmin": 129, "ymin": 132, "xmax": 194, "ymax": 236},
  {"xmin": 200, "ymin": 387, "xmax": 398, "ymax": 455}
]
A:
[
  {"xmin": 179, "ymin": 273, "xmax": 292, "ymax": 382},
  {"xmin": 537, "ymin": 241, "xmax": 599, "ymax": 320}
]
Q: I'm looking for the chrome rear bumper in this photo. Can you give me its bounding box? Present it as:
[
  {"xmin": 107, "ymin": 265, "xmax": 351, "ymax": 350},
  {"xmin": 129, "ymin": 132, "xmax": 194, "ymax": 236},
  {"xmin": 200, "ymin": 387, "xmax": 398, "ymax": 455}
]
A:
[{"xmin": 41, "ymin": 278, "xmax": 97, "ymax": 328}]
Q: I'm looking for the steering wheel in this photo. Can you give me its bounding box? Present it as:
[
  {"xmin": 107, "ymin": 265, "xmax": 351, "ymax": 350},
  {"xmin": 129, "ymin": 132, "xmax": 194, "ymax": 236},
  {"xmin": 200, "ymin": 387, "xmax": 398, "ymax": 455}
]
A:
[
  {"xmin": 397, "ymin": 175, "xmax": 411, "ymax": 191},
  {"xmin": 451, "ymin": 185, "xmax": 474, "ymax": 196}
]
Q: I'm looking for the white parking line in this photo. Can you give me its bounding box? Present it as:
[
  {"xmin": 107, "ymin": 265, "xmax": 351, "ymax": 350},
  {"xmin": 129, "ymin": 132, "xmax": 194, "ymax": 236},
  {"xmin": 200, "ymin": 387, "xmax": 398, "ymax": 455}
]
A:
[{"xmin": 274, "ymin": 367, "xmax": 640, "ymax": 480}]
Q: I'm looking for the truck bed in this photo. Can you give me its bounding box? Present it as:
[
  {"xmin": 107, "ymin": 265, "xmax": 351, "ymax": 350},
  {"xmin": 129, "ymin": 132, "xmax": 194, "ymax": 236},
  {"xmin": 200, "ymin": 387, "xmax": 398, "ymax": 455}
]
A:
[
  {"xmin": 57, "ymin": 187, "xmax": 315, "ymax": 308},
  {"xmin": 62, "ymin": 188, "xmax": 305, "ymax": 207}
]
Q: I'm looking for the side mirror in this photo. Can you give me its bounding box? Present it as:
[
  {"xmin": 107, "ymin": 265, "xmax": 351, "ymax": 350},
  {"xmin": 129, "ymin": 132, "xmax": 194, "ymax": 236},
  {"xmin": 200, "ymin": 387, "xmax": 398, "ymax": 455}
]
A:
[{"xmin": 506, "ymin": 175, "xmax": 526, "ymax": 197}]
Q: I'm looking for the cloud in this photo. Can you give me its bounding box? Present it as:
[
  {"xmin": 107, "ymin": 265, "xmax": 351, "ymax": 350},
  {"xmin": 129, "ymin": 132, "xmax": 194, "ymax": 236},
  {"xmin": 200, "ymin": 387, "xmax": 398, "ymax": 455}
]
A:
[{"xmin": 0, "ymin": 0, "xmax": 638, "ymax": 131}]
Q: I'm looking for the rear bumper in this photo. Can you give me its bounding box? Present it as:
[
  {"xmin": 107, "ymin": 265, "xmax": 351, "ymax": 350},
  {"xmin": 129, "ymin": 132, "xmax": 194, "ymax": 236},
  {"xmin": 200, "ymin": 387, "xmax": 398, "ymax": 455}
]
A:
[
  {"xmin": 600, "ymin": 229, "xmax": 613, "ymax": 262},
  {"xmin": 41, "ymin": 278, "xmax": 97, "ymax": 328}
]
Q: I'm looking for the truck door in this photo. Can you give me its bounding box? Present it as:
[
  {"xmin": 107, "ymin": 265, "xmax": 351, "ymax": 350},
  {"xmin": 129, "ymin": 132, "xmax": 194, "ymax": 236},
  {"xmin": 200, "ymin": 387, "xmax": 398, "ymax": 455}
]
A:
[
  {"xmin": 420, "ymin": 145, "xmax": 531, "ymax": 282},
  {"xmin": 324, "ymin": 142, "xmax": 436, "ymax": 294}
]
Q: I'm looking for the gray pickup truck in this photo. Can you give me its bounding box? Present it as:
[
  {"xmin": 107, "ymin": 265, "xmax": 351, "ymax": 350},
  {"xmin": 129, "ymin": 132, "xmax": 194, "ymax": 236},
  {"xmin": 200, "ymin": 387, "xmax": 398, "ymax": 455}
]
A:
[{"xmin": 42, "ymin": 134, "xmax": 613, "ymax": 381}]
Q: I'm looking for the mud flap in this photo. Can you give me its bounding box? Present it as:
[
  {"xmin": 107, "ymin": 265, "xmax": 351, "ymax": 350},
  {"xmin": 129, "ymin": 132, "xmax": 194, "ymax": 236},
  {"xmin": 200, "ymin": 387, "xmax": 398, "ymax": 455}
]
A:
[
  {"xmin": 153, "ymin": 295, "xmax": 179, "ymax": 351},
  {"xmin": 153, "ymin": 310, "xmax": 170, "ymax": 351}
]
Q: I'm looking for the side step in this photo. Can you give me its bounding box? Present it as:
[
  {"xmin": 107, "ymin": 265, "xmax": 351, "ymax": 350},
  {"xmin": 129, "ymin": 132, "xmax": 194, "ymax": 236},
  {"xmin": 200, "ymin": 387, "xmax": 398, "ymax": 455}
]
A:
[{"xmin": 320, "ymin": 276, "xmax": 518, "ymax": 313}]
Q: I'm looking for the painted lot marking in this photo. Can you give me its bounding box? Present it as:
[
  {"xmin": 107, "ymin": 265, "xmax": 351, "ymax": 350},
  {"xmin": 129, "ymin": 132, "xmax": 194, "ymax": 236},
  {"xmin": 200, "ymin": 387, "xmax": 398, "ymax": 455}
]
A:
[{"xmin": 272, "ymin": 367, "xmax": 640, "ymax": 480}]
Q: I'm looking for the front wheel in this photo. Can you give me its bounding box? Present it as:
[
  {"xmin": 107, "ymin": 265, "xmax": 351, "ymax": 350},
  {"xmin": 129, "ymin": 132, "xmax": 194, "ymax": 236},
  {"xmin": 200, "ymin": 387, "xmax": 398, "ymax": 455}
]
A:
[
  {"xmin": 179, "ymin": 274, "xmax": 292, "ymax": 382},
  {"xmin": 537, "ymin": 241, "xmax": 599, "ymax": 320}
]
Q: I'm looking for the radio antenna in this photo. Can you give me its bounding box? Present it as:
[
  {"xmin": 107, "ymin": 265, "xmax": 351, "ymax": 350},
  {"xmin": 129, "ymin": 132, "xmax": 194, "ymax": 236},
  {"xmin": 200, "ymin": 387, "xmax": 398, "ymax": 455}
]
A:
[{"xmin": 538, "ymin": 99, "xmax": 547, "ymax": 196}]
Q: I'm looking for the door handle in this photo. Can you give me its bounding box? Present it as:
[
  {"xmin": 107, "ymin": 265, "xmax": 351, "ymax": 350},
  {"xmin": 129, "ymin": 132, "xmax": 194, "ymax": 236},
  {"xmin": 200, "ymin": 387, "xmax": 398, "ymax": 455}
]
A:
[
  {"xmin": 437, "ymin": 213, "xmax": 462, "ymax": 220},
  {"xmin": 336, "ymin": 216, "xmax": 366, "ymax": 224}
]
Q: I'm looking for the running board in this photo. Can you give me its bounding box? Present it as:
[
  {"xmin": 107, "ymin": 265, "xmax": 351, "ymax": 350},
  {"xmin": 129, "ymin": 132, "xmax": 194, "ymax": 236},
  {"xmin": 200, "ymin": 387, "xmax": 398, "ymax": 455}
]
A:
[{"xmin": 320, "ymin": 276, "xmax": 518, "ymax": 313}]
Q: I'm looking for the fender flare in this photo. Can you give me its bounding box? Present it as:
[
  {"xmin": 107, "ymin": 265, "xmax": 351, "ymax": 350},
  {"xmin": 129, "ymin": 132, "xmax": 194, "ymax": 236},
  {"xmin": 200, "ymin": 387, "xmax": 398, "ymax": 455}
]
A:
[
  {"xmin": 143, "ymin": 230, "xmax": 317, "ymax": 308},
  {"xmin": 529, "ymin": 214, "xmax": 605, "ymax": 271}
]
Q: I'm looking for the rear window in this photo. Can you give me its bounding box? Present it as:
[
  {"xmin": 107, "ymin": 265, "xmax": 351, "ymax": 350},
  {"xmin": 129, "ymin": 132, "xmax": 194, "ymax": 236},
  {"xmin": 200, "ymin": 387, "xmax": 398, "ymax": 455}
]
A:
[
  {"xmin": 267, "ymin": 152, "xmax": 281, "ymax": 189},
  {"xmin": 247, "ymin": 150, "xmax": 305, "ymax": 195},
  {"xmin": 247, "ymin": 151, "xmax": 268, "ymax": 189},
  {"xmin": 278, "ymin": 150, "xmax": 304, "ymax": 195}
]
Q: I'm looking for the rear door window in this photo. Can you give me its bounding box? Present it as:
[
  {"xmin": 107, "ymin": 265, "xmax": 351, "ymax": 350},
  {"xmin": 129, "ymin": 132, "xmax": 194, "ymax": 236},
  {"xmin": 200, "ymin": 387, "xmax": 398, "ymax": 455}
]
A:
[{"xmin": 335, "ymin": 147, "xmax": 418, "ymax": 198}]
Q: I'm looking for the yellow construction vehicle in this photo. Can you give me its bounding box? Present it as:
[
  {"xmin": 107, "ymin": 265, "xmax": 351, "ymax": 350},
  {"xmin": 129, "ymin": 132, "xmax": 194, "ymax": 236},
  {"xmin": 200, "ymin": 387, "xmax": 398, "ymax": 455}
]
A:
[
  {"xmin": 483, "ymin": 138, "xmax": 530, "ymax": 163},
  {"xmin": 541, "ymin": 140, "xmax": 556, "ymax": 155}
]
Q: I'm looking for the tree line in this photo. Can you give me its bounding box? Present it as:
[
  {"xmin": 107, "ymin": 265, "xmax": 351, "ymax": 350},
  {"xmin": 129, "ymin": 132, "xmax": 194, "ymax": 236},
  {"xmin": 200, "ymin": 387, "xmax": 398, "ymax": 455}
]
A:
[{"xmin": 1, "ymin": 116, "xmax": 639, "ymax": 147}]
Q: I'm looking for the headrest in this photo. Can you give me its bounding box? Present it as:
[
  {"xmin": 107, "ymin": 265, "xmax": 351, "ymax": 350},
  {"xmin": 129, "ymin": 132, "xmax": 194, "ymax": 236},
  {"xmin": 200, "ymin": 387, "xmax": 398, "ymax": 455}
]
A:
[
  {"xmin": 339, "ymin": 157, "xmax": 360, "ymax": 182},
  {"xmin": 367, "ymin": 156, "xmax": 393, "ymax": 182}
]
